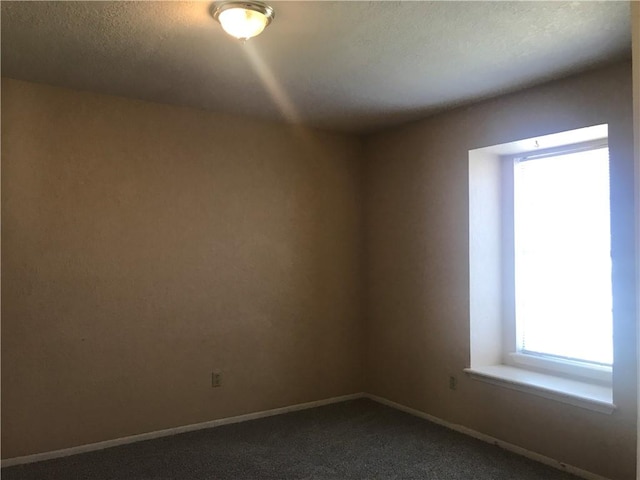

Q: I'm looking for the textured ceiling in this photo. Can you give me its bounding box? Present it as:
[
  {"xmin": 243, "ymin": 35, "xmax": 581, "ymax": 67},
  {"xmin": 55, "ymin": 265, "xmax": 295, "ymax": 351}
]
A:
[{"xmin": 1, "ymin": 1, "xmax": 632, "ymax": 134}]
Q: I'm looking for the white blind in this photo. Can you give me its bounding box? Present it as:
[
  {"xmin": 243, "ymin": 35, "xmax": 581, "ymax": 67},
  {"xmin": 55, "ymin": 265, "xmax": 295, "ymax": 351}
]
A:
[{"xmin": 513, "ymin": 145, "xmax": 613, "ymax": 366}]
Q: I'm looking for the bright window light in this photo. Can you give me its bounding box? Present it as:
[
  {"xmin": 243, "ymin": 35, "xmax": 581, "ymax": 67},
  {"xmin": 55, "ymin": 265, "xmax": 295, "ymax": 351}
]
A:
[{"xmin": 513, "ymin": 145, "xmax": 613, "ymax": 366}]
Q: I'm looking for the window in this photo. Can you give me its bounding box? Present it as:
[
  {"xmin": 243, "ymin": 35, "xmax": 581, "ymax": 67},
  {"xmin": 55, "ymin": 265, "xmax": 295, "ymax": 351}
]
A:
[
  {"xmin": 506, "ymin": 141, "xmax": 613, "ymax": 379},
  {"xmin": 467, "ymin": 125, "xmax": 615, "ymax": 413}
]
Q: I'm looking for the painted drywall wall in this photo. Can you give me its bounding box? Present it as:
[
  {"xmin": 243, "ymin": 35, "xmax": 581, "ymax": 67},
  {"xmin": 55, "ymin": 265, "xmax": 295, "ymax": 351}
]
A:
[
  {"xmin": 364, "ymin": 61, "xmax": 637, "ymax": 480},
  {"xmin": 632, "ymin": 5, "xmax": 639, "ymax": 478},
  {"xmin": 1, "ymin": 78, "xmax": 365, "ymax": 458}
]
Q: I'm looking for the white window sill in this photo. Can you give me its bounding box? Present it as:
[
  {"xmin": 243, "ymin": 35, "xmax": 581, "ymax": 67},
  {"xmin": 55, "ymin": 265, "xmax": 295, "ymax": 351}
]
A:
[{"xmin": 464, "ymin": 365, "xmax": 615, "ymax": 414}]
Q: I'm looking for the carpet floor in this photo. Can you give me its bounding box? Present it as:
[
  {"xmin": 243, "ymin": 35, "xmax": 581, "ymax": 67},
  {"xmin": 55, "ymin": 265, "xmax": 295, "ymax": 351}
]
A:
[{"xmin": 2, "ymin": 398, "xmax": 581, "ymax": 479}]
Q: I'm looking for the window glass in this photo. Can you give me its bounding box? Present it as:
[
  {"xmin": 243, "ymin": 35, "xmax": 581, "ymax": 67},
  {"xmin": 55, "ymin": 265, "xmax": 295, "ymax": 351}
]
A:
[{"xmin": 513, "ymin": 146, "xmax": 613, "ymax": 366}]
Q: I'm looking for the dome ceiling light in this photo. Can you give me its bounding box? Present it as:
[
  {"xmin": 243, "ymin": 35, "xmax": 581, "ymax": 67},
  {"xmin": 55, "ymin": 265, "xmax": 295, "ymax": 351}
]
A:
[{"xmin": 212, "ymin": 1, "xmax": 275, "ymax": 41}]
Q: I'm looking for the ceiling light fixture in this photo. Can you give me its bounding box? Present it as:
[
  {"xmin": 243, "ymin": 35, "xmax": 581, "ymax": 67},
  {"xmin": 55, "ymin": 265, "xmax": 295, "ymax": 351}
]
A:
[{"xmin": 212, "ymin": 1, "xmax": 275, "ymax": 41}]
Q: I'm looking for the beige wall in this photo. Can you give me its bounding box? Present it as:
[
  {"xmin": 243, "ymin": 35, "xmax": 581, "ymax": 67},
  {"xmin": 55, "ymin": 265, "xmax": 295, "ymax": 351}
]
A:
[
  {"xmin": 364, "ymin": 61, "xmax": 637, "ymax": 480},
  {"xmin": 2, "ymin": 62, "xmax": 637, "ymax": 479},
  {"xmin": 1, "ymin": 78, "xmax": 365, "ymax": 458},
  {"xmin": 632, "ymin": 3, "xmax": 639, "ymax": 477}
]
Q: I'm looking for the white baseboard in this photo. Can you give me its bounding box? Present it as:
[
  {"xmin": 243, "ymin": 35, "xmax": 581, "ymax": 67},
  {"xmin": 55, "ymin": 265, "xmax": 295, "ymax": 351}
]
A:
[
  {"xmin": 1, "ymin": 392, "xmax": 365, "ymax": 468},
  {"xmin": 364, "ymin": 393, "xmax": 611, "ymax": 480}
]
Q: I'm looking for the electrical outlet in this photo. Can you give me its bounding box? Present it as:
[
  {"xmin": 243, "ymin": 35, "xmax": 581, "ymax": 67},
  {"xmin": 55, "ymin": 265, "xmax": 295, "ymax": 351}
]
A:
[
  {"xmin": 449, "ymin": 375, "xmax": 457, "ymax": 390},
  {"xmin": 212, "ymin": 371, "xmax": 222, "ymax": 388}
]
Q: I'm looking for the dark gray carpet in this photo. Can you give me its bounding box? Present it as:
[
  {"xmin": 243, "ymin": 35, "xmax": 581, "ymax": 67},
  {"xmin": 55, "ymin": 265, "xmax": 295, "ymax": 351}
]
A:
[{"xmin": 2, "ymin": 398, "xmax": 580, "ymax": 479}]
